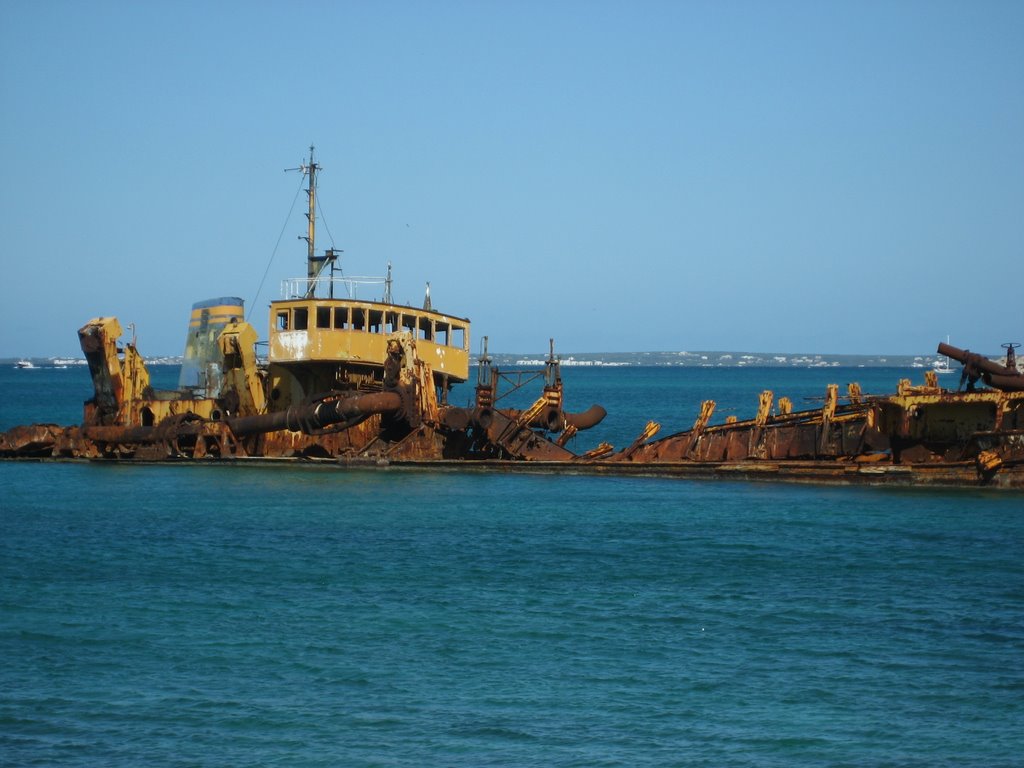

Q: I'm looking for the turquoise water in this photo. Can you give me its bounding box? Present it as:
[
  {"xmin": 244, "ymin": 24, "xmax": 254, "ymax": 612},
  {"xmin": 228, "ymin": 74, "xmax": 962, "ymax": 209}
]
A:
[{"xmin": 2, "ymin": 366, "xmax": 1023, "ymax": 766}]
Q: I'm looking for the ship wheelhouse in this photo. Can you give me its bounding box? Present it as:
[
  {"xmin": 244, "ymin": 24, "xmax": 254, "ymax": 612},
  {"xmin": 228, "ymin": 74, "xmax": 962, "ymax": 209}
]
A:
[
  {"xmin": 268, "ymin": 296, "xmax": 469, "ymax": 378},
  {"xmin": 265, "ymin": 277, "xmax": 470, "ymax": 411},
  {"xmin": 263, "ymin": 146, "xmax": 471, "ymax": 411}
]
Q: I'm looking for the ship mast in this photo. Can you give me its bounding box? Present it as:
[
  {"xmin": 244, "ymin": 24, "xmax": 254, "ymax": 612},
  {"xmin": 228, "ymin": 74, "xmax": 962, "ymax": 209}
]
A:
[
  {"xmin": 287, "ymin": 145, "xmax": 321, "ymax": 298},
  {"xmin": 302, "ymin": 145, "xmax": 319, "ymax": 296}
]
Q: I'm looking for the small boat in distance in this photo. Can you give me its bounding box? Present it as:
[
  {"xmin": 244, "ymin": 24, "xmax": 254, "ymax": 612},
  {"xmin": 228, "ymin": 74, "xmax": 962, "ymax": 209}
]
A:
[
  {"xmin": 934, "ymin": 335, "xmax": 955, "ymax": 374},
  {"xmin": 14, "ymin": 360, "xmax": 35, "ymax": 369}
]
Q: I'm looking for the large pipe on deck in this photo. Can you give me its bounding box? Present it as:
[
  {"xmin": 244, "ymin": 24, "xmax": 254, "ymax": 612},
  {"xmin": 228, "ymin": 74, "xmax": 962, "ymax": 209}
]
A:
[
  {"xmin": 938, "ymin": 342, "xmax": 1024, "ymax": 392},
  {"xmin": 228, "ymin": 392, "xmax": 403, "ymax": 437},
  {"xmin": 496, "ymin": 404, "xmax": 608, "ymax": 432},
  {"xmin": 564, "ymin": 405, "xmax": 608, "ymax": 431},
  {"xmin": 80, "ymin": 391, "xmax": 404, "ymax": 445}
]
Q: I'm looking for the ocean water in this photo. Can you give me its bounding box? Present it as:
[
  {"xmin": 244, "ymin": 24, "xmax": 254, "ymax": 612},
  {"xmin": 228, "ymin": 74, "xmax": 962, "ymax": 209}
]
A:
[{"xmin": 2, "ymin": 365, "xmax": 1022, "ymax": 766}]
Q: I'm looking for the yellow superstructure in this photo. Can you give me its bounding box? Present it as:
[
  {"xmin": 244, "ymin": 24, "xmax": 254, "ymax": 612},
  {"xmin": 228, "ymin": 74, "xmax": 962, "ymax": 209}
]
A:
[
  {"xmin": 258, "ymin": 147, "xmax": 472, "ymax": 412},
  {"xmin": 268, "ymin": 298, "xmax": 468, "ymax": 379}
]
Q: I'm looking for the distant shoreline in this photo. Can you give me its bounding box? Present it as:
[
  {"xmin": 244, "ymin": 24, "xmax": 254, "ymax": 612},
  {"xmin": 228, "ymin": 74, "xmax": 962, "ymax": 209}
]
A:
[{"xmin": 2, "ymin": 351, "xmax": 957, "ymax": 369}]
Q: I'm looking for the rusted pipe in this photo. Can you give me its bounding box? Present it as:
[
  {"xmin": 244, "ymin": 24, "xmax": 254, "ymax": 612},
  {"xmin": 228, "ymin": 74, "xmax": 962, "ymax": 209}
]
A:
[
  {"xmin": 502, "ymin": 404, "xmax": 608, "ymax": 433},
  {"xmin": 524, "ymin": 407, "xmax": 563, "ymax": 432},
  {"xmin": 72, "ymin": 391, "xmax": 402, "ymax": 448},
  {"xmin": 564, "ymin": 405, "xmax": 607, "ymax": 431},
  {"xmin": 474, "ymin": 407, "xmax": 494, "ymax": 429},
  {"xmin": 228, "ymin": 391, "xmax": 402, "ymax": 437},
  {"xmin": 938, "ymin": 342, "xmax": 1024, "ymax": 392},
  {"xmin": 938, "ymin": 343, "xmax": 1007, "ymax": 377},
  {"xmin": 83, "ymin": 421, "xmax": 201, "ymax": 444},
  {"xmin": 983, "ymin": 373, "xmax": 1024, "ymax": 392},
  {"xmin": 438, "ymin": 406, "xmax": 471, "ymax": 431}
]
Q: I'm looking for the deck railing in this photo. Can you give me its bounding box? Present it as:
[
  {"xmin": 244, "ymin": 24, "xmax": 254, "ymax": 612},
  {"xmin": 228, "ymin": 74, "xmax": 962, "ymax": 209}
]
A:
[{"xmin": 280, "ymin": 276, "xmax": 388, "ymax": 301}]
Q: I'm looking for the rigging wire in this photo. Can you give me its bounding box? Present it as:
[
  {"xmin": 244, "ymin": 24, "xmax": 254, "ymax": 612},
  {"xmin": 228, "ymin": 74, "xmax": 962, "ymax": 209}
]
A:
[
  {"xmin": 316, "ymin": 196, "xmax": 337, "ymax": 251},
  {"xmin": 247, "ymin": 173, "xmax": 307, "ymax": 321}
]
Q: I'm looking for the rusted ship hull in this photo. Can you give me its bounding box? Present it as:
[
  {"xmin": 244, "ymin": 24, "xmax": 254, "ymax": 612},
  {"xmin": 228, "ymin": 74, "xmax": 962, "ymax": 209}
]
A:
[
  {"xmin": 4, "ymin": 309, "xmax": 1024, "ymax": 485},
  {"xmin": 387, "ymin": 456, "xmax": 1024, "ymax": 490},
  {"xmin": 2, "ymin": 313, "xmax": 1022, "ymax": 490},
  {"xmin": 4, "ymin": 452, "xmax": 1020, "ymax": 490},
  {"xmin": 3, "ymin": 379, "xmax": 1023, "ymax": 491}
]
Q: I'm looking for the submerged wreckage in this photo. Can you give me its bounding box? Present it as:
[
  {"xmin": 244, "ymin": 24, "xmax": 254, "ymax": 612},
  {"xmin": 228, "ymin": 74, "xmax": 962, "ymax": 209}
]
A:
[{"xmin": 3, "ymin": 149, "xmax": 1022, "ymax": 489}]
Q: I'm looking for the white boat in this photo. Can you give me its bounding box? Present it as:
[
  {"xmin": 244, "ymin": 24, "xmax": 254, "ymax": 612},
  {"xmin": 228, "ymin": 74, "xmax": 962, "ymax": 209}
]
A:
[
  {"xmin": 14, "ymin": 360, "xmax": 35, "ymax": 369},
  {"xmin": 934, "ymin": 335, "xmax": 956, "ymax": 374}
]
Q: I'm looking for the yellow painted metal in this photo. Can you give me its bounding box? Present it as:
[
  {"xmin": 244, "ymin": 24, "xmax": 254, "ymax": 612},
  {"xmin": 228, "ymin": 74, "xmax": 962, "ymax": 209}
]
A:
[
  {"xmin": 514, "ymin": 396, "xmax": 549, "ymax": 431},
  {"xmin": 556, "ymin": 424, "xmax": 578, "ymax": 448},
  {"xmin": 267, "ymin": 298, "xmax": 470, "ymax": 382},
  {"xmin": 674, "ymin": 400, "xmax": 717, "ymax": 459},
  {"xmin": 693, "ymin": 400, "xmax": 716, "ymax": 431},
  {"xmin": 581, "ymin": 442, "xmax": 614, "ymax": 460},
  {"xmin": 822, "ymin": 384, "xmax": 838, "ymax": 422},
  {"xmin": 79, "ymin": 314, "xmax": 265, "ymax": 430},
  {"xmin": 135, "ymin": 398, "xmax": 220, "ymax": 425},
  {"xmin": 755, "ymin": 390, "xmax": 773, "ymax": 426},
  {"xmin": 875, "ymin": 388, "xmax": 1024, "ymax": 441},
  {"xmin": 639, "ymin": 421, "xmax": 661, "ymax": 442},
  {"xmin": 218, "ymin": 321, "xmax": 266, "ymax": 414},
  {"xmin": 777, "ymin": 396, "xmax": 793, "ymax": 415},
  {"xmin": 389, "ymin": 332, "xmax": 441, "ymax": 427},
  {"xmin": 120, "ymin": 343, "xmax": 151, "ymax": 420},
  {"xmin": 79, "ymin": 317, "xmax": 127, "ymax": 423},
  {"xmin": 978, "ymin": 449, "xmax": 1002, "ymax": 471},
  {"xmin": 619, "ymin": 421, "xmax": 661, "ymax": 460},
  {"xmin": 187, "ymin": 303, "xmax": 244, "ymax": 328},
  {"xmin": 266, "ymin": 366, "xmax": 307, "ymax": 412}
]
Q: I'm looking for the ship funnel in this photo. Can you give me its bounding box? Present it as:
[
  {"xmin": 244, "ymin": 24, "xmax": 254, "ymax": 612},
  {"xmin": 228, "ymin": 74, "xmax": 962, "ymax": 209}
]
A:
[{"xmin": 178, "ymin": 297, "xmax": 245, "ymax": 396}]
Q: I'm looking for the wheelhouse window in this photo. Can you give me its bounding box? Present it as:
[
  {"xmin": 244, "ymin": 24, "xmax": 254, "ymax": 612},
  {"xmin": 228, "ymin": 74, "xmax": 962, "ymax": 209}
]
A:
[
  {"xmin": 369, "ymin": 310, "xmax": 384, "ymax": 333},
  {"xmin": 316, "ymin": 306, "xmax": 332, "ymax": 329},
  {"xmin": 435, "ymin": 321, "xmax": 450, "ymax": 346},
  {"xmin": 276, "ymin": 311, "xmax": 289, "ymax": 331},
  {"xmin": 351, "ymin": 308, "xmax": 366, "ymax": 332},
  {"xmin": 451, "ymin": 325, "xmax": 465, "ymax": 349},
  {"xmin": 293, "ymin": 307, "xmax": 309, "ymax": 331},
  {"xmin": 334, "ymin": 307, "xmax": 349, "ymax": 329}
]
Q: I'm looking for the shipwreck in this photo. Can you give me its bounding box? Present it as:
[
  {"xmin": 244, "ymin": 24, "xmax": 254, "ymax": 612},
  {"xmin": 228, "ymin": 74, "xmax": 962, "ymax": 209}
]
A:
[{"xmin": 2, "ymin": 148, "xmax": 1022, "ymax": 489}]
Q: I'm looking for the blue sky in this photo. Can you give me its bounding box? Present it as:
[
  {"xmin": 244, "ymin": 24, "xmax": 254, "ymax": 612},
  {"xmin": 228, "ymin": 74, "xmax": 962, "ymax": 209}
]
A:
[{"xmin": 1, "ymin": 1, "xmax": 1021, "ymax": 358}]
